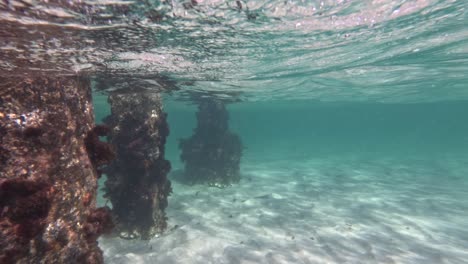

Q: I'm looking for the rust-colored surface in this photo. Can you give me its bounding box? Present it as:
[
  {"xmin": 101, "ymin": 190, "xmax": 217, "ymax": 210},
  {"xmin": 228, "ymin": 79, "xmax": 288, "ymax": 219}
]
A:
[
  {"xmin": 104, "ymin": 92, "xmax": 171, "ymax": 240},
  {"xmin": 0, "ymin": 76, "xmax": 113, "ymax": 264}
]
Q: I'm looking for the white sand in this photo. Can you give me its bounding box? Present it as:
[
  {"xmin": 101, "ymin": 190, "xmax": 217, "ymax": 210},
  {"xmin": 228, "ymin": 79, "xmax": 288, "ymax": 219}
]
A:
[{"xmin": 99, "ymin": 156, "xmax": 468, "ymax": 264}]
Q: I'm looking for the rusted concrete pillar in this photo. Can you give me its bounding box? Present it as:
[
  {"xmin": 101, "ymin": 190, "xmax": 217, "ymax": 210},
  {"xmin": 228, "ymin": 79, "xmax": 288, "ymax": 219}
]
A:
[
  {"xmin": 0, "ymin": 76, "xmax": 113, "ymax": 264},
  {"xmin": 104, "ymin": 92, "xmax": 171, "ymax": 240}
]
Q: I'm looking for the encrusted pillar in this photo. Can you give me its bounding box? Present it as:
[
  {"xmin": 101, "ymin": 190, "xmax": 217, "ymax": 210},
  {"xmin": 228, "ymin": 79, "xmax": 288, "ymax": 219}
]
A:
[
  {"xmin": 179, "ymin": 99, "xmax": 242, "ymax": 187},
  {"xmin": 104, "ymin": 92, "xmax": 171, "ymax": 240},
  {"xmin": 0, "ymin": 76, "xmax": 113, "ymax": 264}
]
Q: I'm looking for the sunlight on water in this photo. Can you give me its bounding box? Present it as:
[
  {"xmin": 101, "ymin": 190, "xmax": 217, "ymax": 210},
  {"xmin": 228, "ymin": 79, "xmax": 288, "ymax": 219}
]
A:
[
  {"xmin": 2, "ymin": 1, "xmax": 468, "ymax": 263},
  {"xmin": 1, "ymin": 0, "xmax": 467, "ymax": 102}
]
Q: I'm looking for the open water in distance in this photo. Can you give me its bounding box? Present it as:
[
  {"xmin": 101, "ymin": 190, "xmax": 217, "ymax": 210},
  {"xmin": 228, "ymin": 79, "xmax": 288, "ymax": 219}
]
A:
[{"xmin": 2, "ymin": 0, "xmax": 468, "ymax": 262}]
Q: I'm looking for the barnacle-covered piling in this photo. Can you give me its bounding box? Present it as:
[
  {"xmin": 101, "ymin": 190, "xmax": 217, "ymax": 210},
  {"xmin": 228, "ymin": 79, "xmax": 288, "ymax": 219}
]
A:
[
  {"xmin": 0, "ymin": 76, "xmax": 113, "ymax": 264},
  {"xmin": 104, "ymin": 91, "xmax": 171, "ymax": 240},
  {"xmin": 179, "ymin": 98, "xmax": 242, "ymax": 187}
]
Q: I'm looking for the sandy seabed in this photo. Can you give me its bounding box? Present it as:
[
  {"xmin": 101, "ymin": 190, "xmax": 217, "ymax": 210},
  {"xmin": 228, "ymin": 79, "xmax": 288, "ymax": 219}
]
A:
[{"xmin": 99, "ymin": 155, "xmax": 468, "ymax": 264}]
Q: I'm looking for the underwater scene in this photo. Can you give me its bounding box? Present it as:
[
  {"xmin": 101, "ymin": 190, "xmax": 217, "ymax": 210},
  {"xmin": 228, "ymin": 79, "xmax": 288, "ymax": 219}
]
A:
[{"xmin": 1, "ymin": 0, "xmax": 468, "ymax": 263}]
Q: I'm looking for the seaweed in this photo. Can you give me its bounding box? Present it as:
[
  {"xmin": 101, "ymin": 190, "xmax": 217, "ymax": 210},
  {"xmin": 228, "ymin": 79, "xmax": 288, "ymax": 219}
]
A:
[
  {"xmin": 104, "ymin": 92, "xmax": 171, "ymax": 239},
  {"xmin": 84, "ymin": 207, "xmax": 114, "ymax": 242},
  {"xmin": 0, "ymin": 141, "xmax": 9, "ymax": 169},
  {"xmin": 22, "ymin": 126, "xmax": 43, "ymax": 138},
  {"xmin": 179, "ymin": 98, "xmax": 242, "ymax": 186},
  {"xmin": 85, "ymin": 125, "xmax": 115, "ymax": 170},
  {"xmin": 0, "ymin": 178, "xmax": 52, "ymax": 240},
  {"xmin": 0, "ymin": 76, "xmax": 110, "ymax": 263},
  {"xmin": 92, "ymin": 124, "xmax": 111, "ymax": 137}
]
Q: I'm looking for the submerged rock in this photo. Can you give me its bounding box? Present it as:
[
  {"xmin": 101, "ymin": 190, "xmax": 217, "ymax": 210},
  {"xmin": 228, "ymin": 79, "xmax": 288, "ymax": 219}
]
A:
[
  {"xmin": 0, "ymin": 76, "xmax": 113, "ymax": 263},
  {"xmin": 104, "ymin": 91, "xmax": 171, "ymax": 240}
]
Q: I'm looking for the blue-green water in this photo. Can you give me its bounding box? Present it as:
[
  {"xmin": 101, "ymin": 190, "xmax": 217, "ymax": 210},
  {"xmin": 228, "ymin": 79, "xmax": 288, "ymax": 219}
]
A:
[
  {"xmin": 2, "ymin": 0, "xmax": 468, "ymax": 262},
  {"xmin": 170, "ymin": 100, "xmax": 468, "ymax": 161},
  {"xmin": 95, "ymin": 96, "xmax": 468, "ymax": 168},
  {"xmin": 93, "ymin": 94, "xmax": 468, "ymax": 263}
]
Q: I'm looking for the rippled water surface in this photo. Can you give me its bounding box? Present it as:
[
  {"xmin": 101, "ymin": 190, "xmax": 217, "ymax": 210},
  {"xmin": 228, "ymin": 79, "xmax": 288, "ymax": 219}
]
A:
[
  {"xmin": 1, "ymin": 0, "xmax": 467, "ymax": 102},
  {"xmin": 3, "ymin": 1, "xmax": 468, "ymax": 263}
]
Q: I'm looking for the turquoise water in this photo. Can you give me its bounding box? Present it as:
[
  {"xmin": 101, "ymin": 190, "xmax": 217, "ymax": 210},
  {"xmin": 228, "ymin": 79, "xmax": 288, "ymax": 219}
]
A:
[
  {"xmin": 95, "ymin": 96, "xmax": 468, "ymax": 167},
  {"xmin": 2, "ymin": 0, "xmax": 468, "ymax": 262},
  {"xmin": 93, "ymin": 95, "xmax": 468, "ymax": 263},
  {"xmin": 162, "ymin": 99, "xmax": 468, "ymax": 162}
]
